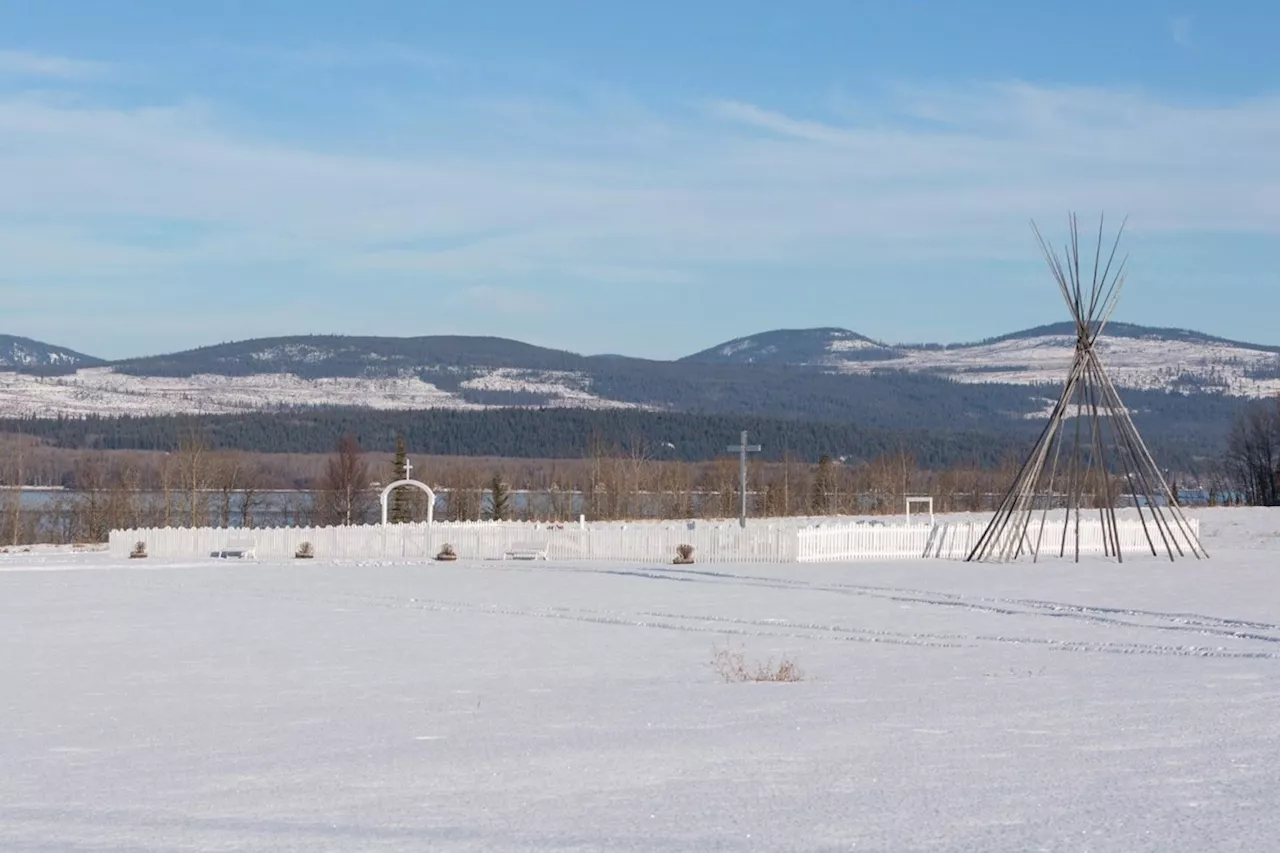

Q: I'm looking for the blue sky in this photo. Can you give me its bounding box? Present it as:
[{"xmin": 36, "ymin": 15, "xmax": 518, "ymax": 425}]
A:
[{"xmin": 1, "ymin": 1, "xmax": 1278, "ymax": 359}]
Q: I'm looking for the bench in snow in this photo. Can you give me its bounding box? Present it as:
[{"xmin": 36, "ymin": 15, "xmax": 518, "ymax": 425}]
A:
[
  {"xmin": 214, "ymin": 537, "xmax": 257, "ymax": 559},
  {"xmin": 503, "ymin": 541, "xmax": 549, "ymax": 560}
]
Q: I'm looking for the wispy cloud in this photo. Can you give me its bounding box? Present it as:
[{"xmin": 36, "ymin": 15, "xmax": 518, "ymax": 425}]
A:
[
  {"xmin": 4, "ymin": 81, "xmax": 1280, "ymax": 259},
  {"xmin": 709, "ymin": 99, "xmax": 852, "ymax": 144},
  {"xmin": 1169, "ymin": 14, "xmax": 1194, "ymax": 48},
  {"xmin": 3, "ymin": 73, "xmax": 1280, "ymax": 352},
  {"xmin": 0, "ymin": 49, "xmax": 108, "ymax": 80}
]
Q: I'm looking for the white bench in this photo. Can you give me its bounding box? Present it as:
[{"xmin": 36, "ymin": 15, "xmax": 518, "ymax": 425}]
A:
[
  {"xmin": 503, "ymin": 541, "xmax": 549, "ymax": 560},
  {"xmin": 215, "ymin": 537, "xmax": 257, "ymax": 559}
]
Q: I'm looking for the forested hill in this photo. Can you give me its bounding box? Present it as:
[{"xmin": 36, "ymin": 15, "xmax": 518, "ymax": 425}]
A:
[
  {"xmin": 0, "ymin": 328, "xmax": 1264, "ymax": 463},
  {"xmin": 0, "ymin": 406, "xmax": 1221, "ymax": 470},
  {"xmin": 109, "ymin": 335, "xmax": 600, "ymax": 377},
  {"xmin": 0, "ymin": 335, "xmax": 102, "ymax": 373}
]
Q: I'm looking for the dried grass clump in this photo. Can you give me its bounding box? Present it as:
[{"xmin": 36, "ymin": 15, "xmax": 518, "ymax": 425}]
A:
[
  {"xmin": 436, "ymin": 543, "xmax": 458, "ymax": 561},
  {"xmin": 673, "ymin": 544, "xmax": 694, "ymax": 564},
  {"xmin": 710, "ymin": 643, "xmax": 804, "ymax": 683},
  {"xmin": 295, "ymin": 541, "xmax": 314, "ymax": 559},
  {"xmin": 129, "ymin": 541, "xmax": 147, "ymax": 559}
]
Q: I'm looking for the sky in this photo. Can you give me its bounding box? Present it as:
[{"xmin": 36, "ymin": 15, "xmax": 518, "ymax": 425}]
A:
[{"xmin": 1, "ymin": 0, "xmax": 1279, "ymax": 360}]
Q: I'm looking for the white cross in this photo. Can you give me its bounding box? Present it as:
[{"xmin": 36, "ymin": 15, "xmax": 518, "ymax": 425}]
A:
[
  {"xmin": 403, "ymin": 457, "xmax": 413, "ymax": 481},
  {"xmin": 725, "ymin": 430, "xmax": 762, "ymax": 528}
]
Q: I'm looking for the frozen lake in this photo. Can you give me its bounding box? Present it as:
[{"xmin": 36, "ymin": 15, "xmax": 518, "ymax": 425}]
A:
[{"xmin": 3, "ymin": 508, "xmax": 1278, "ymax": 851}]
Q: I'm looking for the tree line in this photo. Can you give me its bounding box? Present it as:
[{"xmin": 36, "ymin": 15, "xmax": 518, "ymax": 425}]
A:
[
  {"xmin": 0, "ymin": 399, "xmax": 1237, "ymax": 470},
  {"xmin": 1, "ymin": 395, "xmax": 1274, "ymax": 546},
  {"xmin": 0, "ymin": 426, "xmax": 1033, "ymax": 544},
  {"xmin": 0, "ymin": 407, "xmax": 1033, "ymax": 467}
]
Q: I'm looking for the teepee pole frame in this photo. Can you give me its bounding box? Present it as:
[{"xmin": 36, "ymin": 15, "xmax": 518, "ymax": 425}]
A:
[{"xmin": 967, "ymin": 214, "xmax": 1208, "ymax": 563}]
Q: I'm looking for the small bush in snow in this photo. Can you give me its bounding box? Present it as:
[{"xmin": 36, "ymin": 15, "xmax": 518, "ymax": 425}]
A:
[
  {"xmin": 436, "ymin": 543, "xmax": 458, "ymax": 561},
  {"xmin": 295, "ymin": 542, "xmax": 314, "ymax": 559},
  {"xmin": 129, "ymin": 541, "xmax": 147, "ymax": 559},
  {"xmin": 674, "ymin": 544, "xmax": 694, "ymax": 564},
  {"xmin": 710, "ymin": 643, "xmax": 804, "ymax": 683}
]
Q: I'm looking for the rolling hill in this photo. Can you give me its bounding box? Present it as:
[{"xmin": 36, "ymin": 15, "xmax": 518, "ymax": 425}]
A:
[
  {"xmin": 0, "ymin": 335, "xmax": 103, "ymax": 373},
  {"xmin": 0, "ymin": 325, "xmax": 1268, "ymax": 463}
]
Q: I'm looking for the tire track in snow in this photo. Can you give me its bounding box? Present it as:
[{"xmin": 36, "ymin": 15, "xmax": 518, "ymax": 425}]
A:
[
  {"xmin": 539, "ymin": 565, "xmax": 1280, "ymax": 646},
  {"xmin": 132, "ymin": 567, "xmax": 1280, "ymax": 661},
  {"xmin": 218, "ymin": 580, "xmax": 1280, "ymax": 661},
  {"xmin": 621, "ymin": 607, "xmax": 1280, "ymax": 660},
  {"xmin": 317, "ymin": 586, "xmax": 1280, "ymax": 659}
]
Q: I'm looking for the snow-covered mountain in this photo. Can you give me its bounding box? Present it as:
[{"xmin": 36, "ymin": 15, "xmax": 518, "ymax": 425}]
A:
[
  {"xmin": 0, "ymin": 335, "xmax": 641, "ymax": 418},
  {"xmin": 0, "ymin": 324, "xmax": 1275, "ymax": 421},
  {"xmin": 681, "ymin": 327, "xmax": 903, "ymax": 365},
  {"xmin": 0, "ymin": 335, "xmax": 102, "ymax": 372},
  {"xmin": 686, "ymin": 324, "xmax": 1280, "ymax": 398},
  {"xmin": 857, "ymin": 323, "xmax": 1280, "ymax": 398},
  {"xmin": 110, "ymin": 334, "xmax": 591, "ymax": 377},
  {"xmin": 0, "ymin": 367, "xmax": 648, "ymax": 419}
]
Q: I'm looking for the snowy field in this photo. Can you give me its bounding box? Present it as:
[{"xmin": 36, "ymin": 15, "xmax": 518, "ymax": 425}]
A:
[{"xmin": 3, "ymin": 509, "xmax": 1279, "ymax": 852}]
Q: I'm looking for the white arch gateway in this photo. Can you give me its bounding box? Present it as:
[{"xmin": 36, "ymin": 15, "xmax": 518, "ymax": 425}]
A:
[{"xmin": 380, "ymin": 479, "xmax": 436, "ymax": 525}]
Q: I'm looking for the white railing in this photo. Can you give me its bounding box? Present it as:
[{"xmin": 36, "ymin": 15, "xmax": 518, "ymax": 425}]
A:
[
  {"xmin": 108, "ymin": 520, "xmax": 801, "ymax": 563},
  {"xmin": 796, "ymin": 524, "xmax": 934, "ymax": 562},
  {"xmin": 923, "ymin": 518, "xmax": 1203, "ymax": 560},
  {"xmin": 107, "ymin": 516, "xmax": 1203, "ymax": 563}
]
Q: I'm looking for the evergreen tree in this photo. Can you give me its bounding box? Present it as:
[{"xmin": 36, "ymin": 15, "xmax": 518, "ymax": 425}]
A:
[
  {"xmin": 488, "ymin": 472, "xmax": 511, "ymax": 521},
  {"xmin": 389, "ymin": 434, "xmax": 411, "ymax": 523}
]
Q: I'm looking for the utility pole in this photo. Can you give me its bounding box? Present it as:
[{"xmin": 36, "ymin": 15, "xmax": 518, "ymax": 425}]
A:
[{"xmin": 725, "ymin": 430, "xmax": 762, "ymax": 528}]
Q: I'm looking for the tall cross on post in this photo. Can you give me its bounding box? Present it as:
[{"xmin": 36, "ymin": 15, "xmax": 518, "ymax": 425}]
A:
[
  {"xmin": 403, "ymin": 457, "xmax": 414, "ymax": 481},
  {"xmin": 725, "ymin": 430, "xmax": 762, "ymax": 528}
]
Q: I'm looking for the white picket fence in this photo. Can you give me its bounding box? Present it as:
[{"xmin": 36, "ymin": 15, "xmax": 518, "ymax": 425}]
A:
[
  {"xmin": 795, "ymin": 524, "xmax": 934, "ymax": 561},
  {"xmin": 108, "ymin": 520, "xmax": 804, "ymax": 563},
  {"xmin": 922, "ymin": 518, "xmax": 1203, "ymax": 560},
  {"xmin": 108, "ymin": 516, "xmax": 1202, "ymax": 564}
]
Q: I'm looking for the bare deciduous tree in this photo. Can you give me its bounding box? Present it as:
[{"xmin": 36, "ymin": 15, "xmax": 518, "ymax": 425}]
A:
[
  {"xmin": 1225, "ymin": 397, "xmax": 1280, "ymax": 506},
  {"xmin": 810, "ymin": 455, "xmax": 835, "ymax": 515},
  {"xmin": 205, "ymin": 453, "xmax": 268, "ymax": 528},
  {"xmin": 175, "ymin": 426, "xmax": 210, "ymax": 527},
  {"xmin": 69, "ymin": 455, "xmax": 140, "ymax": 541},
  {"xmin": 3, "ymin": 436, "xmax": 25, "ymax": 545},
  {"xmin": 315, "ymin": 434, "xmax": 374, "ymax": 526},
  {"xmin": 238, "ymin": 462, "xmax": 267, "ymax": 528},
  {"xmin": 156, "ymin": 452, "xmax": 176, "ymax": 527}
]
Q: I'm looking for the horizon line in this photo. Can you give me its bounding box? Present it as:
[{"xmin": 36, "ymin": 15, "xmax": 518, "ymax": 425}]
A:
[{"xmin": 4, "ymin": 319, "xmax": 1279, "ymax": 365}]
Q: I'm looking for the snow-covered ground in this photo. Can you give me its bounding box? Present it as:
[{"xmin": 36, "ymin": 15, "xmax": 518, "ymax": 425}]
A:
[
  {"xmin": 2, "ymin": 508, "xmax": 1278, "ymax": 852},
  {"xmin": 0, "ymin": 367, "xmax": 638, "ymax": 418}
]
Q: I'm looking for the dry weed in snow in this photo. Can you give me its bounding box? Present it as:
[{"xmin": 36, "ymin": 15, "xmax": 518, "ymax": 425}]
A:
[{"xmin": 711, "ymin": 642, "xmax": 805, "ymax": 683}]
